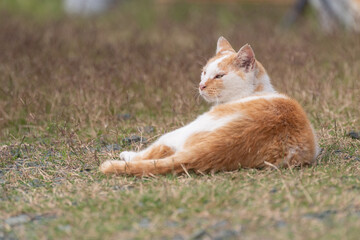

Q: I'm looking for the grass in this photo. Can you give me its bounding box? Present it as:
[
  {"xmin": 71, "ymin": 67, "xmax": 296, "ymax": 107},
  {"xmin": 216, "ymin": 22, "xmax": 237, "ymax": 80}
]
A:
[{"xmin": 1, "ymin": 1, "xmax": 360, "ymax": 239}]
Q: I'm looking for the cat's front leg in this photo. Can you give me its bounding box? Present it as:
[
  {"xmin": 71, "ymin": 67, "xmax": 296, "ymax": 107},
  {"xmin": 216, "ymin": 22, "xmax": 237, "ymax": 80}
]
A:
[
  {"xmin": 120, "ymin": 143, "xmax": 176, "ymax": 162},
  {"xmin": 120, "ymin": 151, "xmax": 139, "ymax": 162},
  {"xmin": 119, "ymin": 114, "xmax": 207, "ymax": 162}
]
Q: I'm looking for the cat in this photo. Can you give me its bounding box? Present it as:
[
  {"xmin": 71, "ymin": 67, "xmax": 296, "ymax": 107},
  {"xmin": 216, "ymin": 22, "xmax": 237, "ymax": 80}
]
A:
[{"xmin": 100, "ymin": 37, "xmax": 319, "ymax": 176}]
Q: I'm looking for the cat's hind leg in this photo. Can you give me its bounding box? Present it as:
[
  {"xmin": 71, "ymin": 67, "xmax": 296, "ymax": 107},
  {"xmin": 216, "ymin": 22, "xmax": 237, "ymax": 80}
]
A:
[{"xmin": 100, "ymin": 152, "xmax": 185, "ymax": 176}]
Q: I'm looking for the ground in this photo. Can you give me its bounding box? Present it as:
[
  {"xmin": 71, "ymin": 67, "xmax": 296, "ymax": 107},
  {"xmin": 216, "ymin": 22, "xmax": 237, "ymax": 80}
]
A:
[{"xmin": 0, "ymin": 1, "xmax": 360, "ymax": 239}]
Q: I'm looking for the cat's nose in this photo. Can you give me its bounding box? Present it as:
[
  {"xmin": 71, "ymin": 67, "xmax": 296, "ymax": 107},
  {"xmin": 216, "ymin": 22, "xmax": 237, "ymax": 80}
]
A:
[{"xmin": 199, "ymin": 84, "xmax": 206, "ymax": 90}]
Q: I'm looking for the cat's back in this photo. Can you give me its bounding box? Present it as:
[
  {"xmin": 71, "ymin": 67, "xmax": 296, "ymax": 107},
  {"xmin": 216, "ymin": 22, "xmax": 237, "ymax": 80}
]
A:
[{"xmin": 209, "ymin": 93, "xmax": 299, "ymax": 121}]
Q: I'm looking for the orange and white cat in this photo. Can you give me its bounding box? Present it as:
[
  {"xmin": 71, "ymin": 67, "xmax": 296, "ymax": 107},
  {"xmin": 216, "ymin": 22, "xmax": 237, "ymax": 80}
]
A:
[{"xmin": 100, "ymin": 37, "xmax": 319, "ymax": 176}]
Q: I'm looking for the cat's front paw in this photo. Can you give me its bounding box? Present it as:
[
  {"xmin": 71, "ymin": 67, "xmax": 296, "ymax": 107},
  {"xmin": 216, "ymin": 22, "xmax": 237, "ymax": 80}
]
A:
[{"xmin": 120, "ymin": 151, "xmax": 137, "ymax": 162}]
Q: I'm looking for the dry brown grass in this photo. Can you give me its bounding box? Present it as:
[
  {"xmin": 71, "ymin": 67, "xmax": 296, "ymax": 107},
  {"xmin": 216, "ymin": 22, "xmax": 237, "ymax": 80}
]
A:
[{"xmin": 0, "ymin": 1, "xmax": 360, "ymax": 239}]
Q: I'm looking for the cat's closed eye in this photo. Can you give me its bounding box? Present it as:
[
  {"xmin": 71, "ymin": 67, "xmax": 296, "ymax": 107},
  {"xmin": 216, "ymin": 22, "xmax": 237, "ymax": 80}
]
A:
[{"xmin": 215, "ymin": 74, "xmax": 225, "ymax": 79}]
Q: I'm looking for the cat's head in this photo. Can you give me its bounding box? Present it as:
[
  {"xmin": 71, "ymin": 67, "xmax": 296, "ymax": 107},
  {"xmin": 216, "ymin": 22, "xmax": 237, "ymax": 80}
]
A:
[{"xmin": 199, "ymin": 37, "xmax": 273, "ymax": 103}]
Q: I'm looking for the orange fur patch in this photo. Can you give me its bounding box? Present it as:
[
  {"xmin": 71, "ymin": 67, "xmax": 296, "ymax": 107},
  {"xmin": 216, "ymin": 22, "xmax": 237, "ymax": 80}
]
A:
[
  {"xmin": 203, "ymin": 53, "xmax": 229, "ymax": 71},
  {"xmin": 135, "ymin": 144, "xmax": 175, "ymax": 161},
  {"xmin": 184, "ymin": 132, "xmax": 211, "ymax": 148},
  {"xmin": 217, "ymin": 54, "xmax": 246, "ymax": 79},
  {"xmin": 255, "ymin": 60, "xmax": 266, "ymax": 79},
  {"xmin": 203, "ymin": 78, "xmax": 224, "ymax": 97},
  {"xmin": 254, "ymin": 83, "xmax": 264, "ymax": 92},
  {"xmin": 209, "ymin": 102, "xmax": 242, "ymax": 118},
  {"xmin": 218, "ymin": 39, "xmax": 235, "ymax": 53},
  {"xmin": 182, "ymin": 97, "xmax": 316, "ymax": 172}
]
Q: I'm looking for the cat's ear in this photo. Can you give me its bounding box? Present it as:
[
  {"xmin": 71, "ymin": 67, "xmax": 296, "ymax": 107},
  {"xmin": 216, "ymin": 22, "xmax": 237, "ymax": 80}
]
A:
[
  {"xmin": 216, "ymin": 36, "xmax": 235, "ymax": 54},
  {"xmin": 236, "ymin": 44, "xmax": 256, "ymax": 72}
]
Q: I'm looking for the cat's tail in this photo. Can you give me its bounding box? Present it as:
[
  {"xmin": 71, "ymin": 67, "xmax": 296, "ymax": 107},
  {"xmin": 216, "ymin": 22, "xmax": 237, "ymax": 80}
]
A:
[{"xmin": 99, "ymin": 154, "xmax": 189, "ymax": 176}]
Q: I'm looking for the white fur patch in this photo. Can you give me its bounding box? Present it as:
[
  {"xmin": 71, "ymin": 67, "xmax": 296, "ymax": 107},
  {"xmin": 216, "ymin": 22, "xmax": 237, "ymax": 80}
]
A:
[
  {"xmin": 201, "ymin": 55, "xmax": 229, "ymax": 85},
  {"xmin": 156, "ymin": 113, "xmax": 239, "ymax": 151},
  {"xmin": 232, "ymin": 93, "xmax": 287, "ymax": 104},
  {"xmin": 120, "ymin": 151, "xmax": 137, "ymax": 162}
]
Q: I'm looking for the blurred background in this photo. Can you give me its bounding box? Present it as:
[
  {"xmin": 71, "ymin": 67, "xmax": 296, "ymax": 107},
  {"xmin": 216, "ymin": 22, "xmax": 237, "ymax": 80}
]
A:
[
  {"xmin": 0, "ymin": 0, "xmax": 359, "ymax": 143},
  {"xmin": 0, "ymin": 2, "xmax": 360, "ymax": 239}
]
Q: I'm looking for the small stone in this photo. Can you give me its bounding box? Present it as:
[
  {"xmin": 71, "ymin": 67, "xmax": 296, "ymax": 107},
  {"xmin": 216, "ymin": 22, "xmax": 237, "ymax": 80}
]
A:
[
  {"xmin": 172, "ymin": 234, "xmax": 184, "ymax": 240},
  {"xmin": 30, "ymin": 179, "xmax": 43, "ymax": 188},
  {"xmin": 165, "ymin": 220, "xmax": 179, "ymax": 227},
  {"xmin": 213, "ymin": 229, "xmax": 238, "ymax": 240},
  {"xmin": 211, "ymin": 220, "xmax": 228, "ymax": 229},
  {"xmin": 354, "ymin": 210, "xmax": 360, "ymax": 218},
  {"xmin": 117, "ymin": 113, "xmax": 131, "ymax": 121},
  {"xmin": 191, "ymin": 229, "xmax": 208, "ymax": 239},
  {"xmin": 139, "ymin": 218, "xmax": 150, "ymax": 228},
  {"xmin": 80, "ymin": 168, "xmax": 92, "ymax": 172},
  {"xmin": 143, "ymin": 126, "xmax": 155, "ymax": 133},
  {"xmin": 303, "ymin": 210, "xmax": 337, "ymax": 220},
  {"xmin": 123, "ymin": 136, "xmax": 147, "ymax": 145},
  {"xmin": 5, "ymin": 214, "xmax": 31, "ymax": 226},
  {"xmin": 0, "ymin": 179, "xmax": 5, "ymax": 184},
  {"xmin": 24, "ymin": 161, "xmax": 42, "ymax": 168},
  {"xmin": 58, "ymin": 224, "xmax": 71, "ymax": 233},
  {"xmin": 348, "ymin": 131, "xmax": 360, "ymax": 140},
  {"xmin": 32, "ymin": 214, "xmax": 57, "ymax": 223},
  {"xmin": 176, "ymin": 208, "xmax": 185, "ymax": 214},
  {"xmin": 275, "ymin": 220, "xmax": 287, "ymax": 228},
  {"xmin": 53, "ymin": 177, "xmax": 64, "ymax": 185},
  {"xmin": 270, "ymin": 187, "xmax": 277, "ymax": 193},
  {"xmin": 103, "ymin": 144, "xmax": 121, "ymax": 151},
  {"xmin": 15, "ymin": 159, "xmax": 25, "ymax": 166},
  {"xmin": 112, "ymin": 185, "xmax": 134, "ymax": 191}
]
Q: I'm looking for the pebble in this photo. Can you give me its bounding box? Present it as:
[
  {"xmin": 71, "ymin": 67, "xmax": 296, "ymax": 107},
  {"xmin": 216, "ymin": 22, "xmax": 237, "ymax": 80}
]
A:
[
  {"xmin": 348, "ymin": 131, "xmax": 360, "ymax": 140},
  {"xmin": 103, "ymin": 144, "xmax": 121, "ymax": 152},
  {"xmin": 165, "ymin": 220, "xmax": 179, "ymax": 228},
  {"xmin": 123, "ymin": 136, "xmax": 147, "ymax": 145},
  {"xmin": 303, "ymin": 210, "xmax": 337, "ymax": 220},
  {"xmin": 172, "ymin": 234, "xmax": 184, "ymax": 240},
  {"xmin": 138, "ymin": 218, "xmax": 150, "ymax": 228},
  {"xmin": 211, "ymin": 220, "xmax": 228, "ymax": 229},
  {"xmin": 117, "ymin": 113, "xmax": 131, "ymax": 121},
  {"xmin": 270, "ymin": 187, "xmax": 278, "ymax": 193},
  {"xmin": 143, "ymin": 126, "xmax": 155, "ymax": 133},
  {"xmin": 275, "ymin": 220, "xmax": 287, "ymax": 228},
  {"xmin": 213, "ymin": 229, "xmax": 238, "ymax": 240},
  {"xmin": 5, "ymin": 214, "xmax": 31, "ymax": 226},
  {"xmin": 53, "ymin": 177, "xmax": 64, "ymax": 185},
  {"xmin": 112, "ymin": 185, "xmax": 134, "ymax": 191},
  {"xmin": 80, "ymin": 168, "xmax": 92, "ymax": 173},
  {"xmin": 58, "ymin": 224, "xmax": 71, "ymax": 233},
  {"xmin": 32, "ymin": 214, "xmax": 57, "ymax": 223},
  {"xmin": 191, "ymin": 229, "xmax": 208, "ymax": 239}
]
